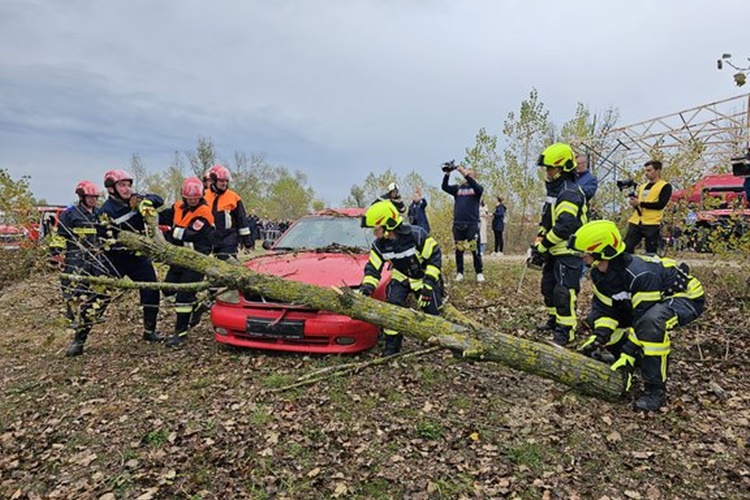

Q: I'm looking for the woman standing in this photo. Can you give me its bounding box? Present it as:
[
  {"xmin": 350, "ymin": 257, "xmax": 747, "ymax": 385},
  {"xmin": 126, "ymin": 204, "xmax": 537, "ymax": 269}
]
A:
[{"xmin": 492, "ymin": 196, "xmax": 507, "ymax": 255}]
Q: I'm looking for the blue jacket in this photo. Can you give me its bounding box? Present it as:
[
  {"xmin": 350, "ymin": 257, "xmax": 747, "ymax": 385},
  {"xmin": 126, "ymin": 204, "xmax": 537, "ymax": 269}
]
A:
[
  {"xmin": 492, "ymin": 204, "xmax": 506, "ymax": 231},
  {"xmin": 576, "ymin": 169, "xmax": 599, "ymax": 202},
  {"xmin": 441, "ymin": 174, "xmax": 484, "ymax": 226},
  {"xmin": 407, "ymin": 198, "xmax": 430, "ymax": 233}
]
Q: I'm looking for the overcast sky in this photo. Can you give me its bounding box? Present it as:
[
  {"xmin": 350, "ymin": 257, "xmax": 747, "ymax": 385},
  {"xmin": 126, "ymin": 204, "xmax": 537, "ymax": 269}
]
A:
[{"xmin": 1, "ymin": 0, "xmax": 748, "ymax": 206}]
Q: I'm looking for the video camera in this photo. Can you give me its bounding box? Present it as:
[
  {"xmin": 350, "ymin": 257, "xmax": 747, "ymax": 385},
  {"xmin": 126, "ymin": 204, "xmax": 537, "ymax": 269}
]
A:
[
  {"xmin": 441, "ymin": 160, "xmax": 457, "ymax": 173},
  {"xmin": 616, "ymin": 179, "xmax": 638, "ymax": 197},
  {"xmin": 731, "ymin": 149, "xmax": 750, "ymax": 177}
]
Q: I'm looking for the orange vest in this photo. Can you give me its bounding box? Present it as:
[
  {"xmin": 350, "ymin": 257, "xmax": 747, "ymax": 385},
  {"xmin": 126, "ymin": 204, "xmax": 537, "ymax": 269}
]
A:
[
  {"xmin": 204, "ymin": 189, "xmax": 242, "ymax": 213},
  {"xmin": 172, "ymin": 201, "xmax": 214, "ymax": 229}
]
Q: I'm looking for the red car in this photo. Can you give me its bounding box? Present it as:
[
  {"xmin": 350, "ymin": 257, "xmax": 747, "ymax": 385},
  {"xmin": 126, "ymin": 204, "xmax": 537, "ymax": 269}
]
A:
[{"xmin": 211, "ymin": 208, "xmax": 390, "ymax": 354}]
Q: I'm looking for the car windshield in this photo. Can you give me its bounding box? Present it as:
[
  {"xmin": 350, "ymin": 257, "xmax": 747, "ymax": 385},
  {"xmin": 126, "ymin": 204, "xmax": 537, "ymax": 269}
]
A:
[{"xmin": 273, "ymin": 215, "xmax": 373, "ymax": 250}]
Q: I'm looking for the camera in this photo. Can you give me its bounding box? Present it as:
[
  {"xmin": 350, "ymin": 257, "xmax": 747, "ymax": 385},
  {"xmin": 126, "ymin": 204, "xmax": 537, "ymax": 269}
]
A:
[
  {"xmin": 441, "ymin": 160, "xmax": 457, "ymax": 173},
  {"xmin": 731, "ymin": 149, "xmax": 750, "ymax": 177},
  {"xmin": 616, "ymin": 179, "xmax": 638, "ymax": 197}
]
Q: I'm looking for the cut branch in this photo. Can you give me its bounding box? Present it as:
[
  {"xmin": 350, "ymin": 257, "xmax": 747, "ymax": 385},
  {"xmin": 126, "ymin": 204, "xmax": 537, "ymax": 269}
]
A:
[{"xmin": 61, "ymin": 273, "xmax": 212, "ymax": 292}]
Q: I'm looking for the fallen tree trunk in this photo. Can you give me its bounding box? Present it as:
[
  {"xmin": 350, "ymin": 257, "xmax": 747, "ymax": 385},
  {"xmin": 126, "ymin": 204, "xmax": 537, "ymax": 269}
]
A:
[{"xmin": 116, "ymin": 230, "xmax": 625, "ymax": 401}]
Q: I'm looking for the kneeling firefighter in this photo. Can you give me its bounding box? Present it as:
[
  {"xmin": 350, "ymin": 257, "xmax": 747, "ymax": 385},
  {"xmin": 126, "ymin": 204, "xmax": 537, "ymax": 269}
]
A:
[
  {"xmin": 569, "ymin": 220, "xmax": 705, "ymax": 411},
  {"xmin": 359, "ymin": 200, "xmax": 443, "ymax": 356}
]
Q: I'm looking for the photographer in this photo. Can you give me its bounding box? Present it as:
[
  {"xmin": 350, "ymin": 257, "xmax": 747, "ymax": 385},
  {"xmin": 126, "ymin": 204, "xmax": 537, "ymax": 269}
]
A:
[
  {"xmin": 441, "ymin": 161, "xmax": 484, "ymax": 282},
  {"xmin": 623, "ymin": 160, "xmax": 672, "ymax": 254}
]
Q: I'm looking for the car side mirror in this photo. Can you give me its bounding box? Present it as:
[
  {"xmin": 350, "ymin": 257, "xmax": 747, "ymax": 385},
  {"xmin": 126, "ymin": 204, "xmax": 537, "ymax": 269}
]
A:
[{"xmin": 262, "ymin": 239, "xmax": 274, "ymax": 250}]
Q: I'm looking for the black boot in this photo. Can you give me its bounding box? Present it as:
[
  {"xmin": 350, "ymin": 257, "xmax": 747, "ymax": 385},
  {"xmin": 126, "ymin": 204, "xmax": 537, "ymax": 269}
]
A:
[
  {"xmin": 66, "ymin": 329, "xmax": 89, "ymax": 357},
  {"xmin": 635, "ymin": 384, "xmax": 666, "ymax": 412},
  {"xmin": 536, "ymin": 316, "xmax": 556, "ymax": 332},
  {"xmin": 143, "ymin": 308, "xmax": 163, "ymax": 342},
  {"xmin": 166, "ymin": 332, "xmax": 187, "ymax": 347},
  {"xmin": 551, "ymin": 326, "xmax": 573, "ymax": 347},
  {"xmin": 189, "ymin": 301, "xmax": 210, "ymax": 328},
  {"xmin": 382, "ymin": 333, "xmax": 403, "ymax": 357}
]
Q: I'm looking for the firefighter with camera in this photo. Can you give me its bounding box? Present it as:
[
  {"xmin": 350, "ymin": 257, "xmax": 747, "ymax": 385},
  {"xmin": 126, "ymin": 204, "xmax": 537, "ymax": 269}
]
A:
[
  {"xmin": 569, "ymin": 220, "xmax": 704, "ymax": 411},
  {"xmin": 359, "ymin": 200, "xmax": 443, "ymax": 356},
  {"xmin": 529, "ymin": 143, "xmax": 588, "ymax": 346},
  {"xmin": 622, "ymin": 160, "xmax": 672, "ymax": 254}
]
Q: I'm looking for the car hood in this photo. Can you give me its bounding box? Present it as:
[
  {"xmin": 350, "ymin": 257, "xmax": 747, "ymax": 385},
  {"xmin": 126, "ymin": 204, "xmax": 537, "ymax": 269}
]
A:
[{"xmin": 245, "ymin": 251, "xmax": 367, "ymax": 287}]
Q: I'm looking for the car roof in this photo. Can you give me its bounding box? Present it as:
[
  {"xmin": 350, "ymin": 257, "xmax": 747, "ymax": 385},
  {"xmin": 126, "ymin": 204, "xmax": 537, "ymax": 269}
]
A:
[{"xmin": 311, "ymin": 207, "xmax": 365, "ymax": 217}]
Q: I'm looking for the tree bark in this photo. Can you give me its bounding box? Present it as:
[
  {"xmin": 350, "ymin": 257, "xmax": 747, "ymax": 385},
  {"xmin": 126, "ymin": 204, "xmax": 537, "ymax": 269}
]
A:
[{"xmin": 116, "ymin": 230, "xmax": 625, "ymax": 401}]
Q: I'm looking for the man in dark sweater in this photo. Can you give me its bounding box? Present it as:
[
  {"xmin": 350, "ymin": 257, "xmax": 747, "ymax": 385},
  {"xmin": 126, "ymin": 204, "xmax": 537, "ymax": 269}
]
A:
[{"xmin": 441, "ymin": 165, "xmax": 484, "ymax": 282}]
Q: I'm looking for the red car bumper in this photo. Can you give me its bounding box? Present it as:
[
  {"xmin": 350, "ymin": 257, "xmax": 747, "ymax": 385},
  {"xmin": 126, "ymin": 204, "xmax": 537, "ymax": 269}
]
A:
[{"xmin": 211, "ymin": 302, "xmax": 379, "ymax": 354}]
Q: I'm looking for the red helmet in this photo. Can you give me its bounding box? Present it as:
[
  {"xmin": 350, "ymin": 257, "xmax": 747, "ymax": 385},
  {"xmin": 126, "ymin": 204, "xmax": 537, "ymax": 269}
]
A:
[
  {"xmin": 75, "ymin": 180, "xmax": 101, "ymax": 198},
  {"xmin": 103, "ymin": 169, "xmax": 133, "ymax": 188},
  {"xmin": 203, "ymin": 169, "xmax": 212, "ymax": 181},
  {"xmin": 182, "ymin": 177, "xmax": 204, "ymax": 198},
  {"xmin": 209, "ymin": 164, "xmax": 231, "ymax": 182}
]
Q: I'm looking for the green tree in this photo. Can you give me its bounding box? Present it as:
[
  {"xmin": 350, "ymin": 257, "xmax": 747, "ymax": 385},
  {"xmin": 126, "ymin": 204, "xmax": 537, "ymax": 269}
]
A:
[
  {"xmin": 464, "ymin": 127, "xmax": 502, "ymax": 202},
  {"xmin": 500, "ymin": 88, "xmax": 554, "ymax": 245},
  {"xmin": 187, "ymin": 136, "xmax": 218, "ymax": 177},
  {"xmin": 0, "ymin": 169, "xmax": 35, "ymax": 223}
]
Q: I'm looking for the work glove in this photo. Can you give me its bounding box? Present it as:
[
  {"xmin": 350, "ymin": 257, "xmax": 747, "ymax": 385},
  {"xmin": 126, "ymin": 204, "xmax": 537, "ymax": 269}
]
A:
[
  {"xmin": 129, "ymin": 195, "xmax": 144, "ymax": 210},
  {"xmin": 578, "ymin": 334, "xmax": 605, "ymax": 356},
  {"xmin": 610, "ymin": 352, "xmax": 636, "ymax": 392},
  {"xmin": 137, "ymin": 199, "xmax": 155, "ymax": 217},
  {"xmin": 525, "ymin": 244, "xmax": 547, "ymax": 270},
  {"xmin": 417, "ymin": 284, "xmax": 433, "ymax": 309}
]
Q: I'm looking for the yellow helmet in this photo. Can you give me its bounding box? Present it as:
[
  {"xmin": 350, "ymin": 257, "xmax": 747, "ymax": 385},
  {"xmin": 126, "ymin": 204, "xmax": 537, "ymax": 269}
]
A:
[
  {"xmin": 537, "ymin": 143, "xmax": 577, "ymax": 173},
  {"xmin": 362, "ymin": 200, "xmax": 403, "ymax": 231},
  {"xmin": 568, "ymin": 220, "xmax": 625, "ymax": 260}
]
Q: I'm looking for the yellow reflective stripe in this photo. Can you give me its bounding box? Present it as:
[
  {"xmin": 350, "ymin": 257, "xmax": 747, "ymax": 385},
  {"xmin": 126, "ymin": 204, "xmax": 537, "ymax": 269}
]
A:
[
  {"xmin": 545, "ymin": 229, "xmax": 564, "ymax": 245},
  {"xmin": 546, "ymin": 306, "xmax": 556, "ymax": 316},
  {"xmin": 425, "ymin": 264, "xmax": 440, "ymax": 280},
  {"xmin": 594, "ymin": 317, "xmax": 618, "ymax": 331},
  {"xmin": 556, "ymin": 289, "xmax": 577, "ymax": 327},
  {"xmin": 672, "ymin": 278, "xmax": 704, "ymax": 300},
  {"xmin": 72, "ymin": 227, "xmax": 97, "ymax": 235},
  {"xmin": 593, "ymin": 285, "xmax": 613, "ymax": 307},
  {"xmin": 665, "ymin": 315, "xmax": 679, "ymax": 330},
  {"xmin": 383, "ymin": 328, "xmax": 399, "ymax": 336},
  {"xmin": 632, "ymin": 291, "xmax": 661, "ymax": 308},
  {"xmin": 421, "ymin": 237, "xmax": 437, "ymax": 259},
  {"xmin": 641, "ymin": 340, "xmax": 671, "ymax": 356},
  {"xmin": 49, "ymin": 235, "xmax": 66, "ymax": 248},
  {"xmin": 362, "ymin": 275, "xmax": 379, "ymax": 287},
  {"xmin": 391, "ymin": 269, "xmax": 408, "ymax": 282},
  {"xmin": 368, "ymin": 250, "xmax": 383, "ymax": 270},
  {"xmin": 554, "ymin": 200, "xmax": 579, "ymax": 218},
  {"xmin": 607, "ymin": 327, "xmax": 627, "ymax": 346},
  {"xmin": 549, "ymin": 246, "xmax": 576, "ymax": 256},
  {"xmin": 175, "ymin": 306, "xmax": 193, "ymax": 313},
  {"xmin": 408, "ymin": 278, "xmax": 423, "ymax": 291}
]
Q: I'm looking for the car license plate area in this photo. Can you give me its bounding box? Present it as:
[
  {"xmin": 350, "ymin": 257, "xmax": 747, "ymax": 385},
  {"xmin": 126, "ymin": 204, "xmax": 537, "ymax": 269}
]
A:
[{"xmin": 246, "ymin": 318, "xmax": 304, "ymax": 339}]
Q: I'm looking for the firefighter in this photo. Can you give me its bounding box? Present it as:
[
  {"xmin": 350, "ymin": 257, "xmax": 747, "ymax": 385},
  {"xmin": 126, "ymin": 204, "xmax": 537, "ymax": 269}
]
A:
[
  {"xmin": 58, "ymin": 181, "xmax": 110, "ymax": 356},
  {"xmin": 203, "ymin": 164, "xmax": 253, "ymax": 260},
  {"xmin": 529, "ymin": 143, "xmax": 588, "ymax": 346},
  {"xmin": 359, "ymin": 200, "xmax": 443, "ymax": 356},
  {"xmin": 158, "ymin": 177, "xmax": 215, "ymax": 346},
  {"xmin": 569, "ymin": 220, "xmax": 705, "ymax": 411},
  {"xmin": 98, "ymin": 169, "xmax": 165, "ymax": 342}
]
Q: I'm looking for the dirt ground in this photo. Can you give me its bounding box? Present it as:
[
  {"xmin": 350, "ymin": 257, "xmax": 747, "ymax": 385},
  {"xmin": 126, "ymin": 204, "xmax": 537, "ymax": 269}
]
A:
[{"xmin": 1, "ymin": 260, "xmax": 748, "ymax": 499}]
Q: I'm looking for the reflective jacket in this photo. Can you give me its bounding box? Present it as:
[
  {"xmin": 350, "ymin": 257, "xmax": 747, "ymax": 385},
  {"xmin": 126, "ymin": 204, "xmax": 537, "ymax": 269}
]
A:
[
  {"xmin": 204, "ymin": 188, "xmax": 252, "ymax": 250},
  {"xmin": 158, "ymin": 200, "xmax": 215, "ymax": 255},
  {"xmin": 538, "ymin": 176, "xmax": 588, "ymax": 256},
  {"xmin": 361, "ymin": 224, "xmax": 441, "ymax": 294},
  {"xmin": 56, "ymin": 203, "xmax": 102, "ymax": 271},
  {"xmin": 589, "ymin": 253, "xmax": 704, "ymax": 344},
  {"xmin": 628, "ymin": 179, "xmax": 671, "ymax": 225}
]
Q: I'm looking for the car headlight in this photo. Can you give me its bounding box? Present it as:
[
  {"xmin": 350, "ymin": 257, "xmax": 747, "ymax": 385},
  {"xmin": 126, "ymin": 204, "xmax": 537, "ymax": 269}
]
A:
[{"xmin": 217, "ymin": 289, "xmax": 240, "ymax": 304}]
